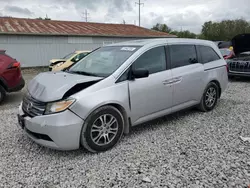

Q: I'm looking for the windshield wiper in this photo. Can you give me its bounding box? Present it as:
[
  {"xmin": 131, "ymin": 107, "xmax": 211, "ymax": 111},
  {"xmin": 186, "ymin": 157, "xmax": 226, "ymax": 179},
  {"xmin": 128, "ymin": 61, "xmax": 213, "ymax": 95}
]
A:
[{"xmin": 68, "ymin": 70, "xmax": 98, "ymax": 77}]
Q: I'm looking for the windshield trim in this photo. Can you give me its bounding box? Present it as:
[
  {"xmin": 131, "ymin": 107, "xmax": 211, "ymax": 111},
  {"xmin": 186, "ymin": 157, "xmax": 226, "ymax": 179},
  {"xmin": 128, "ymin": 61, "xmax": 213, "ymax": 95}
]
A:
[{"xmin": 62, "ymin": 52, "xmax": 76, "ymax": 59}]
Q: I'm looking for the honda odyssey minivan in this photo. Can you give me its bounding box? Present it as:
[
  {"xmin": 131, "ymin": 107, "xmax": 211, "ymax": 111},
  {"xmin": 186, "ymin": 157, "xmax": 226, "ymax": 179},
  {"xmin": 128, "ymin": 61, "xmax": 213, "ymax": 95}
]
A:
[{"xmin": 17, "ymin": 38, "xmax": 228, "ymax": 152}]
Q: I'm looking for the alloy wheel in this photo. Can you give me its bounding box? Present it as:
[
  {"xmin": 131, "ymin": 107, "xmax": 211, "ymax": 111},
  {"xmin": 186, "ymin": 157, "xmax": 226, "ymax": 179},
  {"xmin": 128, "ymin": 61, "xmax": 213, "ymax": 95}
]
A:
[
  {"xmin": 205, "ymin": 87, "xmax": 216, "ymax": 108},
  {"xmin": 90, "ymin": 114, "xmax": 119, "ymax": 146}
]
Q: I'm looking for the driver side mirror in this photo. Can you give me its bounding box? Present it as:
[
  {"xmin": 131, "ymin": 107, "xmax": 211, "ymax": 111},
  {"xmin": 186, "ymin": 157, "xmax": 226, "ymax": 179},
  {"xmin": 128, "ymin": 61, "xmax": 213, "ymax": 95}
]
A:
[{"xmin": 131, "ymin": 68, "xmax": 149, "ymax": 79}]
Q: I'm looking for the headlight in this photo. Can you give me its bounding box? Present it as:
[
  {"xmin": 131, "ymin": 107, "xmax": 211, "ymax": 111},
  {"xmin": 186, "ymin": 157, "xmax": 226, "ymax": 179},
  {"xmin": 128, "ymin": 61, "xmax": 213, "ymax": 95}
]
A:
[
  {"xmin": 56, "ymin": 62, "xmax": 65, "ymax": 67},
  {"xmin": 45, "ymin": 98, "xmax": 75, "ymax": 115}
]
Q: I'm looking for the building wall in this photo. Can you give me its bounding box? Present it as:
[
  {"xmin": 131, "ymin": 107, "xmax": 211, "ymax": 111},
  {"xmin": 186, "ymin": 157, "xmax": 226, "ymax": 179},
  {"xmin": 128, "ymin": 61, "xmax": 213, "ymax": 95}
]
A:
[{"xmin": 0, "ymin": 35, "xmax": 143, "ymax": 67}]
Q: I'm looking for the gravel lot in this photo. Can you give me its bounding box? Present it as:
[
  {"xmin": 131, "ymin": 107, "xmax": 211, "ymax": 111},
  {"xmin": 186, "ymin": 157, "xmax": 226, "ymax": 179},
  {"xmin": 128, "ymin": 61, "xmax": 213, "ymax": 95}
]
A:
[{"xmin": 0, "ymin": 71, "xmax": 250, "ymax": 188}]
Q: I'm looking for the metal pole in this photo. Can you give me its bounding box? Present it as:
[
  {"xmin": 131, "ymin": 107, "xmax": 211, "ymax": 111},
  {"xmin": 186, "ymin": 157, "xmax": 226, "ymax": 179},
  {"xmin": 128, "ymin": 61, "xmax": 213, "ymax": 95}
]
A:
[
  {"xmin": 139, "ymin": 0, "xmax": 140, "ymax": 26},
  {"xmin": 135, "ymin": 0, "xmax": 144, "ymax": 27},
  {"xmin": 86, "ymin": 10, "xmax": 87, "ymax": 22}
]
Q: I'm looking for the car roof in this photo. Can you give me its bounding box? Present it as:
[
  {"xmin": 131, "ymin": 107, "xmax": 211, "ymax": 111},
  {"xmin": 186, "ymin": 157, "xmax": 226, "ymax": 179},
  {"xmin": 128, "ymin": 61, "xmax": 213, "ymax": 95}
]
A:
[{"xmin": 108, "ymin": 38, "xmax": 215, "ymax": 47}]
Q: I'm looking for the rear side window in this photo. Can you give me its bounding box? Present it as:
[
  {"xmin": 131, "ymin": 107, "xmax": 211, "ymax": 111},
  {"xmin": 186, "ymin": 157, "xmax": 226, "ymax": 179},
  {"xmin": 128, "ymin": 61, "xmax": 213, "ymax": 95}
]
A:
[
  {"xmin": 199, "ymin": 45, "xmax": 220, "ymax": 63},
  {"xmin": 169, "ymin": 45, "xmax": 197, "ymax": 68}
]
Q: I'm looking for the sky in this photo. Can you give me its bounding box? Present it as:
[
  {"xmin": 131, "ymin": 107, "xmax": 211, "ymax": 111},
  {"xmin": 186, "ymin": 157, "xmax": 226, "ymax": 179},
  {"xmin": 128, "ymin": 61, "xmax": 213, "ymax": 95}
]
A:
[{"xmin": 0, "ymin": 0, "xmax": 250, "ymax": 33}]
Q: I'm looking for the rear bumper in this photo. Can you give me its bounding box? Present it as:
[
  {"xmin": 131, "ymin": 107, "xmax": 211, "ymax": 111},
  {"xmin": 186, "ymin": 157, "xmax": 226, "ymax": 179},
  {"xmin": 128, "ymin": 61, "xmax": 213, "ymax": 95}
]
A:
[
  {"xmin": 8, "ymin": 77, "xmax": 25, "ymax": 92},
  {"xmin": 228, "ymin": 71, "xmax": 250, "ymax": 77}
]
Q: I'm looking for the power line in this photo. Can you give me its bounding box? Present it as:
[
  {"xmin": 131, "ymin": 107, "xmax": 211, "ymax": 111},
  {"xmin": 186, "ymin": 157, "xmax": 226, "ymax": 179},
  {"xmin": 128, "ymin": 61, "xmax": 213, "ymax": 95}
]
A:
[
  {"xmin": 135, "ymin": 0, "xmax": 144, "ymax": 27},
  {"xmin": 82, "ymin": 9, "xmax": 90, "ymax": 22}
]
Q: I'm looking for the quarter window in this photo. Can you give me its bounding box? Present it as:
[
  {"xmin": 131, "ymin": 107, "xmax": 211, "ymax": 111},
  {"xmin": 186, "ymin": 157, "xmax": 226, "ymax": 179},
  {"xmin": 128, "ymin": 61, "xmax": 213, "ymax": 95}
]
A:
[
  {"xmin": 133, "ymin": 46, "xmax": 166, "ymax": 74},
  {"xmin": 199, "ymin": 45, "xmax": 220, "ymax": 63},
  {"xmin": 170, "ymin": 45, "xmax": 197, "ymax": 68}
]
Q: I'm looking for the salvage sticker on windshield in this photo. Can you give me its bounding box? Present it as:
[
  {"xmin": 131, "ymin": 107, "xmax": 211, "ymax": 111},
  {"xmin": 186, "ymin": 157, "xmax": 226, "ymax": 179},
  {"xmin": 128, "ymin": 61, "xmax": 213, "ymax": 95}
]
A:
[{"xmin": 121, "ymin": 47, "xmax": 136, "ymax": 51}]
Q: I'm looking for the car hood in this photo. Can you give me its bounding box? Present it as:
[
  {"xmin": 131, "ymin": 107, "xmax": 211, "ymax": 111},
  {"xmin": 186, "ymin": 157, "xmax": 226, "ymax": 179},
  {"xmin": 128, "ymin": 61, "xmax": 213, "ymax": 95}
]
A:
[
  {"xmin": 232, "ymin": 33, "xmax": 250, "ymax": 55},
  {"xmin": 49, "ymin": 59, "xmax": 66, "ymax": 63},
  {"xmin": 28, "ymin": 71, "xmax": 103, "ymax": 102}
]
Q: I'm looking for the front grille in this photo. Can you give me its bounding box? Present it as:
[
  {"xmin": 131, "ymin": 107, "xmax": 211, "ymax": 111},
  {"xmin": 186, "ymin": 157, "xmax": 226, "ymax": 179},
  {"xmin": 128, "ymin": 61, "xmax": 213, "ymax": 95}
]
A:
[
  {"xmin": 229, "ymin": 61, "xmax": 250, "ymax": 73},
  {"xmin": 25, "ymin": 128, "xmax": 53, "ymax": 141},
  {"xmin": 22, "ymin": 93, "xmax": 46, "ymax": 117}
]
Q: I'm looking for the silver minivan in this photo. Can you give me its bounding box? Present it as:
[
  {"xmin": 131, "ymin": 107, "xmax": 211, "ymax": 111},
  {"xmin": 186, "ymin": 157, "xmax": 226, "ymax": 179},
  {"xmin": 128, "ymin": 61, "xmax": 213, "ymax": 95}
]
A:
[{"xmin": 17, "ymin": 39, "xmax": 228, "ymax": 152}]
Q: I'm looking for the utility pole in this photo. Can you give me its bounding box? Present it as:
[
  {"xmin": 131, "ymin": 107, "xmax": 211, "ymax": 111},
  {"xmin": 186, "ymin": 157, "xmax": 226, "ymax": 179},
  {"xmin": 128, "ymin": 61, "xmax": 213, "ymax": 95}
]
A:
[
  {"xmin": 82, "ymin": 9, "xmax": 90, "ymax": 22},
  {"xmin": 135, "ymin": 0, "xmax": 144, "ymax": 26}
]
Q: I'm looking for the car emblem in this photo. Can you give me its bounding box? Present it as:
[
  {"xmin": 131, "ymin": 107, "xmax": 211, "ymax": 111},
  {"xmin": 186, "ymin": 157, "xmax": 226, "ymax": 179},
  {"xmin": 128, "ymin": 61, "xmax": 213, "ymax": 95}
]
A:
[{"xmin": 27, "ymin": 102, "xmax": 33, "ymax": 111}]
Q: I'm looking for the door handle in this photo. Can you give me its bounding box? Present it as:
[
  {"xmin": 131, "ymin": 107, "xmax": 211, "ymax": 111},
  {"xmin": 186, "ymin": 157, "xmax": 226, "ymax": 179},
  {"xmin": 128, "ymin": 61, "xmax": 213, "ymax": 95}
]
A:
[
  {"xmin": 162, "ymin": 80, "xmax": 173, "ymax": 85},
  {"xmin": 172, "ymin": 76, "xmax": 182, "ymax": 83},
  {"xmin": 163, "ymin": 77, "xmax": 182, "ymax": 85}
]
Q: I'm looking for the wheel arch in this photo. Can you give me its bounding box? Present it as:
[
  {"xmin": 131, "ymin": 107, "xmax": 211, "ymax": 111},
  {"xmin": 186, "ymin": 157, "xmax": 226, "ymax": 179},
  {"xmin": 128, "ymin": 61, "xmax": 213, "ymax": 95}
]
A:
[
  {"xmin": 82, "ymin": 102, "xmax": 130, "ymax": 135},
  {"xmin": 0, "ymin": 77, "xmax": 8, "ymax": 91},
  {"xmin": 210, "ymin": 80, "xmax": 221, "ymax": 98},
  {"xmin": 108, "ymin": 103, "xmax": 130, "ymax": 134}
]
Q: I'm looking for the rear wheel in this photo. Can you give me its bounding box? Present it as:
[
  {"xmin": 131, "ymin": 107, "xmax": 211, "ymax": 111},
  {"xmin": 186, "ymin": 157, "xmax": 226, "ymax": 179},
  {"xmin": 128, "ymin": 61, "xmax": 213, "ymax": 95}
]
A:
[
  {"xmin": 198, "ymin": 82, "xmax": 219, "ymax": 112},
  {"xmin": 81, "ymin": 105, "xmax": 124, "ymax": 153},
  {"xmin": 0, "ymin": 85, "xmax": 6, "ymax": 104}
]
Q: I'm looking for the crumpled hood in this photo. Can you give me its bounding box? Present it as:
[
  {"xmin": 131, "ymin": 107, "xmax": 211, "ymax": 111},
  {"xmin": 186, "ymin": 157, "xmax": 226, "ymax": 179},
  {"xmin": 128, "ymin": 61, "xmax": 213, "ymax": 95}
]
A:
[
  {"xmin": 49, "ymin": 59, "xmax": 66, "ymax": 64},
  {"xmin": 232, "ymin": 33, "xmax": 250, "ymax": 55},
  {"xmin": 28, "ymin": 71, "xmax": 103, "ymax": 102}
]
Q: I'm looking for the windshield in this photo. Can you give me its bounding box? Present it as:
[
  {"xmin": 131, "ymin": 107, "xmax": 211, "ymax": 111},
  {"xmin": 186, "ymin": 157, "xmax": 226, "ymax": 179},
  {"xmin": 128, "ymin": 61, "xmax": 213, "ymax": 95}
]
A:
[
  {"xmin": 63, "ymin": 52, "xmax": 76, "ymax": 59},
  {"xmin": 68, "ymin": 46, "xmax": 140, "ymax": 77},
  {"xmin": 220, "ymin": 49, "xmax": 231, "ymax": 56}
]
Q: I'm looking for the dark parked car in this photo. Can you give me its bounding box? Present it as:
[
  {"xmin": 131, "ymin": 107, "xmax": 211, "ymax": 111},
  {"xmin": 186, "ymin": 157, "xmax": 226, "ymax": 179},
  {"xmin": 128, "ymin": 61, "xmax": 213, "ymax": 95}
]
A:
[
  {"xmin": 0, "ymin": 50, "xmax": 25, "ymax": 103},
  {"xmin": 227, "ymin": 34, "xmax": 250, "ymax": 77}
]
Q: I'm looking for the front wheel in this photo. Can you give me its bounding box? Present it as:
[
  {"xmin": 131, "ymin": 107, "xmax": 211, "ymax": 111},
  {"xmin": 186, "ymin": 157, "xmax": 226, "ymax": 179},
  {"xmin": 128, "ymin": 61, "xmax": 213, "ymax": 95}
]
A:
[
  {"xmin": 81, "ymin": 105, "xmax": 124, "ymax": 153},
  {"xmin": 198, "ymin": 82, "xmax": 219, "ymax": 112}
]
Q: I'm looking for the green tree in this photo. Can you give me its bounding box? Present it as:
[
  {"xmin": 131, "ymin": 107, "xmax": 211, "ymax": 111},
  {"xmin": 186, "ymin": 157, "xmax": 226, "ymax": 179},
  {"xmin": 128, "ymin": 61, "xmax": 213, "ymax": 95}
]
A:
[
  {"xmin": 176, "ymin": 30, "xmax": 197, "ymax": 38},
  {"xmin": 36, "ymin": 16, "xmax": 51, "ymax": 20},
  {"xmin": 151, "ymin": 23, "xmax": 197, "ymax": 38},
  {"xmin": 151, "ymin": 23, "xmax": 172, "ymax": 33},
  {"xmin": 201, "ymin": 19, "xmax": 250, "ymax": 41}
]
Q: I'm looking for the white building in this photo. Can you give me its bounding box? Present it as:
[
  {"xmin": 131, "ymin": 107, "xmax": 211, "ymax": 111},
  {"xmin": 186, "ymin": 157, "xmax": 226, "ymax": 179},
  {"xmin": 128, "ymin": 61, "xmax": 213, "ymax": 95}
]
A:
[{"xmin": 0, "ymin": 17, "xmax": 174, "ymax": 67}]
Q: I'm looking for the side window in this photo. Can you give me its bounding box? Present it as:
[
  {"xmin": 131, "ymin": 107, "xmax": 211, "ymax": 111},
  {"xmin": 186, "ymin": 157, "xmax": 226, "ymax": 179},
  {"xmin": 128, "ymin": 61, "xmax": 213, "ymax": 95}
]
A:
[
  {"xmin": 199, "ymin": 45, "xmax": 221, "ymax": 63},
  {"xmin": 71, "ymin": 53, "xmax": 86, "ymax": 63},
  {"xmin": 133, "ymin": 46, "xmax": 166, "ymax": 74},
  {"xmin": 170, "ymin": 45, "xmax": 197, "ymax": 68}
]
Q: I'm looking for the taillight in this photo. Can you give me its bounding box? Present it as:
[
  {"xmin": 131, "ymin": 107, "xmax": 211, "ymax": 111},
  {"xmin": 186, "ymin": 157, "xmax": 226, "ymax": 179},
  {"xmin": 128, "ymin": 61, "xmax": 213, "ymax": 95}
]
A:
[
  {"xmin": 226, "ymin": 64, "xmax": 229, "ymax": 72},
  {"xmin": 7, "ymin": 61, "xmax": 20, "ymax": 69},
  {"xmin": 12, "ymin": 61, "xmax": 20, "ymax": 68}
]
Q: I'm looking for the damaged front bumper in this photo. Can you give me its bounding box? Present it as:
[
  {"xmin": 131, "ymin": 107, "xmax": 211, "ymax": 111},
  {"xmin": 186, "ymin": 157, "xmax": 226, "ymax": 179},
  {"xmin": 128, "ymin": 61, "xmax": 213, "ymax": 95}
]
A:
[{"xmin": 17, "ymin": 104, "xmax": 84, "ymax": 150}]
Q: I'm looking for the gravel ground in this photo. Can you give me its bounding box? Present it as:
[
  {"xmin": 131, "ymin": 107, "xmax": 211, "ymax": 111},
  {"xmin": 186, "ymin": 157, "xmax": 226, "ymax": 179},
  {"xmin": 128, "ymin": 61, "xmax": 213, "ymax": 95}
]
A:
[{"xmin": 0, "ymin": 73, "xmax": 250, "ymax": 188}]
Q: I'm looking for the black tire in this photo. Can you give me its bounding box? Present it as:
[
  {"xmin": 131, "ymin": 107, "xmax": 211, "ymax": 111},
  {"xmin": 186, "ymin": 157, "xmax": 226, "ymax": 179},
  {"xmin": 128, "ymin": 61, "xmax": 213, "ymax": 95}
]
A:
[
  {"xmin": 0, "ymin": 85, "xmax": 6, "ymax": 104},
  {"xmin": 198, "ymin": 82, "xmax": 219, "ymax": 112},
  {"xmin": 81, "ymin": 105, "xmax": 124, "ymax": 153}
]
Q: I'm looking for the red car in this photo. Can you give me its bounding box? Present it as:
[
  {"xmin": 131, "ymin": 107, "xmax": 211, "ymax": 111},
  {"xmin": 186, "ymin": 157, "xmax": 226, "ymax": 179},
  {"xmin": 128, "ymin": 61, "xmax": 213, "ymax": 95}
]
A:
[{"xmin": 0, "ymin": 50, "xmax": 25, "ymax": 103}]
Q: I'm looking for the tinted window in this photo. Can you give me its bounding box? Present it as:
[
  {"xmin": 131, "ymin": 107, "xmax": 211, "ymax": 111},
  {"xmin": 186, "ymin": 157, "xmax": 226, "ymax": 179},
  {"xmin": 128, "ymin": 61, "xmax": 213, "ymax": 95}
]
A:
[
  {"xmin": 199, "ymin": 45, "xmax": 220, "ymax": 63},
  {"xmin": 170, "ymin": 45, "xmax": 197, "ymax": 68},
  {"xmin": 133, "ymin": 46, "xmax": 166, "ymax": 74},
  {"xmin": 71, "ymin": 52, "xmax": 88, "ymax": 63},
  {"xmin": 117, "ymin": 68, "xmax": 130, "ymax": 82}
]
